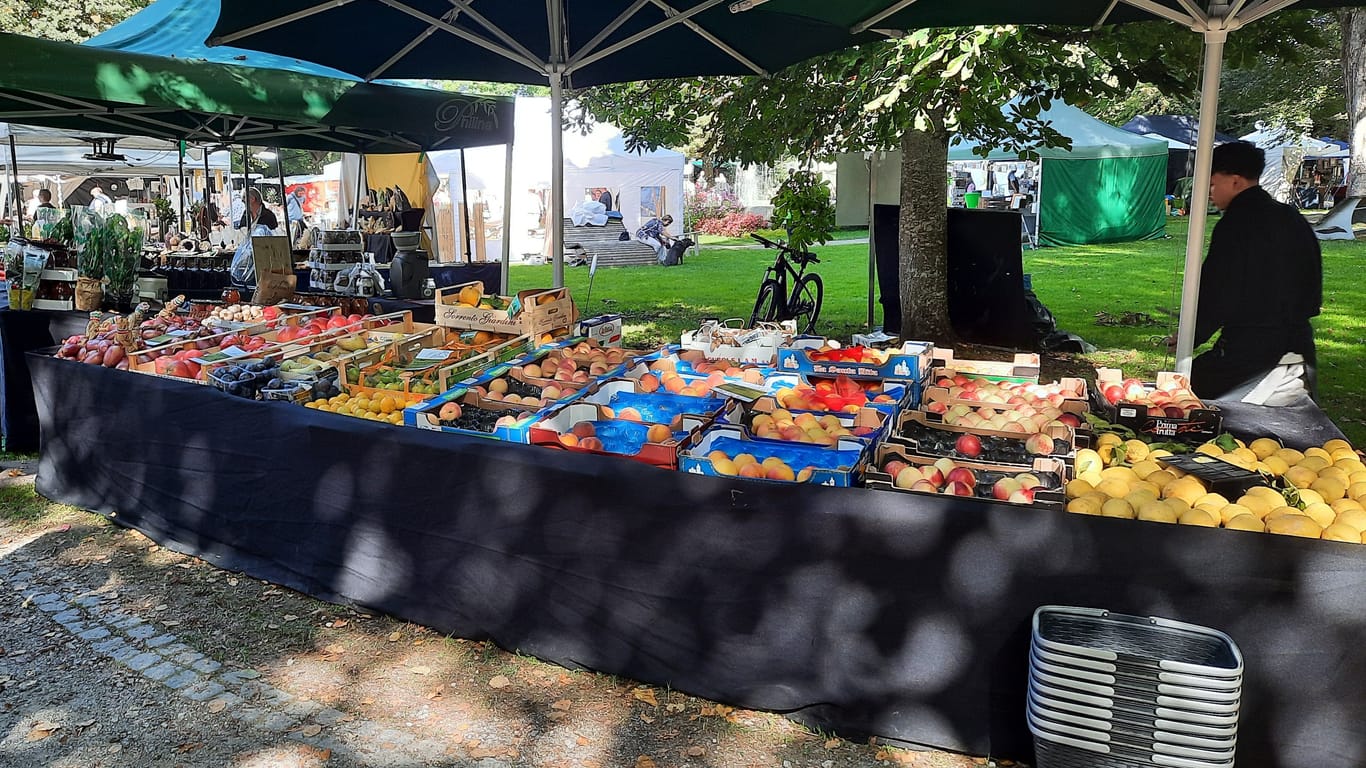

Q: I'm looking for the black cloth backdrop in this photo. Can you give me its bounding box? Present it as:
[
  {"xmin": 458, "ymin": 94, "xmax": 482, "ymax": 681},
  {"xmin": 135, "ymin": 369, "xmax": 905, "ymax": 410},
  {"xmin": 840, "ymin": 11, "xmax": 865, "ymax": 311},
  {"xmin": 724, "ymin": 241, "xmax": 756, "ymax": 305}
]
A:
[
  {"xmin": 28, "ymin": 353, "xmax": 1366, "ymax": 768},
  {"xmin": 0, "ymin": 307, "xmax": 89, "ymax": 451},
  {"xmin": 873, "ymin": 205, "xmax": 1033, "ymax": 347}
]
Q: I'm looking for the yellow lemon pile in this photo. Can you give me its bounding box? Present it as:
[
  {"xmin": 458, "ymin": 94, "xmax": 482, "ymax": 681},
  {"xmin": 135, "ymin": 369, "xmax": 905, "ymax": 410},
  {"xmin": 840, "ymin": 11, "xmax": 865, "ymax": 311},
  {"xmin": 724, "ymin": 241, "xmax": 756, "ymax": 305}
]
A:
[{"xmin": 305, "ymin": 392, "xmax": 408, "ymax": 425}]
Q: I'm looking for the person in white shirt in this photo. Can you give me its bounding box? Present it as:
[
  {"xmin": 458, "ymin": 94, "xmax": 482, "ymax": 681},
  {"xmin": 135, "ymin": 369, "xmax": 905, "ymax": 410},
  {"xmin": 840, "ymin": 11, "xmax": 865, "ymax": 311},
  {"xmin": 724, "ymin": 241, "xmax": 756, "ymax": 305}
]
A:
[{"xmin": 89, "ymin": 186, "xmax": 113, "ymax": 214}]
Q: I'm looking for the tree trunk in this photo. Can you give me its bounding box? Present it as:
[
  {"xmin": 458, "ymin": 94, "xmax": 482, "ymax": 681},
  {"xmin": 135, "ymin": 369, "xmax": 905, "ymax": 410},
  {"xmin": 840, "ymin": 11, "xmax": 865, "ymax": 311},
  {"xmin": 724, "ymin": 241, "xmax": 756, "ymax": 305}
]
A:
[
  {"xmin": 1343, "ymin": 10, "xmax": 1366, "ymax": 198},
  {"xmin": 897, "ymin": 126, "xmax": 955, "ymax": 343}
]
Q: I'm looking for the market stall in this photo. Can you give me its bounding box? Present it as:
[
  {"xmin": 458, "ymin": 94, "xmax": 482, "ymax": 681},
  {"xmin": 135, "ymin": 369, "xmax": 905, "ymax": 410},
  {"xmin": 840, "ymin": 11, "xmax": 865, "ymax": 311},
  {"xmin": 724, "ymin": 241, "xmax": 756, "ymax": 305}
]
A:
[{"xmin": 21, "ymin": 307, "xmax": 1365, "ymax": 768}]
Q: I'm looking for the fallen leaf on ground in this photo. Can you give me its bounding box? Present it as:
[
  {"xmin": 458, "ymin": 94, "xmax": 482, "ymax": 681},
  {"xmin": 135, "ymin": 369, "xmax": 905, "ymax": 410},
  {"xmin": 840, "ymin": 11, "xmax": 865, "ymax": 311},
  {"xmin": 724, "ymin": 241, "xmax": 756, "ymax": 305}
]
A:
[
  {"xmin": 686, "ymin": 746, "xmax": 706, "ymax": 757},
  {"xmin": 489, "ymin": 675, "xmax": 511, "ymax": 689},
  {"xmin": 665, "ymin": 703, "xmax": 686, "ymax": 714},
  {"xmin": 283, "ymin": 615, "xmax": 298, "ymax": 621},
  {"xmin": 26, "ymin": 722, "xmax": 60, "ymax": 741},
  {"xmin": 876, "ymin": 749, "xmax": 891, "ymax": 760},
  {"xmin": 299, "ymin": 724, "xmax": 323, "ymax": 737},
  {"xmin": 557, "ymin": 673, "xmax": 573, "ymax": 685},
  {"xmin": 551, "ymin": 699, "xmax": 572, "ymax": 711},
  {"xmin": 176, "ymin": 742, "xmax": 203, "ymax": 753},
  {"xmin": 387, "ymin": 631, "xmax": 402, "ymax": 642},
  {"xmin": 825, "ymin": 738, "xmax": 841, "ymax": 749},
  {"xmin": 412, "ymin": 638, "xmax": 424, "ymax": 646},
  {"xmin": 576, "ymin": 735, "xmax": 591, "ymax": 746},
  {"xmin": 409, "ymin": 666, "xmax": 431, "ymax": 676},
  {"xmin": 634, "ymin": 756, "xmax": 657, "ymax": 768},
  {"xmin": 207, "ymin": 700, "xmax": 227, "ymax": 713},
  {"xmin": 359, "ymin": 698, "xmax": 374, "ymax": 706},
  {"xmin": 331, "ymin": 619, "xmax": 348, "ymax": 628},
  {"xmin": 639, "ymin": 713, "xmax": 655, "ymax": 723},
  {"xmin": 163, "ymin": 620, "xmax": 181, "ymax": 627},
  {"xmin": 631, "ymin": 687, "xmax": 658, "ymax": 706},
  {"xmin": 469, "ymin": 747, "xmax": 499, "ymax": 759}
]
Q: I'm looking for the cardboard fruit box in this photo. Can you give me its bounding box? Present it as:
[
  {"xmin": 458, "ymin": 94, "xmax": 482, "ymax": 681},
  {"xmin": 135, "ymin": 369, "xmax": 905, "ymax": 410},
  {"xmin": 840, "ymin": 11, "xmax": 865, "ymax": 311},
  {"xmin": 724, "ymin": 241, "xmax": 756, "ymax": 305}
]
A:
[
  {"xmin": 776, "ymin": 339, "xmax": 934, "ymax": 382},
  {"xmin": 404, "ymin": 383, "xmax": 582, "ymax": 442},
  {"xmin": 434, "ymin": 281, "xmax": 577, "ymax": 337},
  {"xmin": 527, "ymin": 402, "xmax": 709, "ymax": 469},
  {"xmin": 921, "ymin": 392, "xmax": 1089, "ymax": 437},
  {"xmin": 864, "ymin": 443, "xmax": 1067, "ymax": 506},
  {"xmin": 579, "ymin": 378, "xmax": 728, "ymax": 423},
  {"xmin": 890, "ymin": 410, "xmax": 1076, "ymax": 467},
  {"xmin": 921, "ymin": 376, "xmax": 1089, "ymax": 411},
  {"xmin": 679, "ymin": 425, "xmax": 871, "ymax": 487},
  {"xmin": 930, "ymin": 348, "xmax": 1041, "ymax": 385},
  {"xmin": 721, "ymin": 396, "xmax": 889, "ymax": 445},
  {"xmin": 1092, "ymin": 368, "xmax": 1222, "ymax": 443},
  {"xmin": 680, "ymin": 319, "xmax": 794, "ymax": 364}
]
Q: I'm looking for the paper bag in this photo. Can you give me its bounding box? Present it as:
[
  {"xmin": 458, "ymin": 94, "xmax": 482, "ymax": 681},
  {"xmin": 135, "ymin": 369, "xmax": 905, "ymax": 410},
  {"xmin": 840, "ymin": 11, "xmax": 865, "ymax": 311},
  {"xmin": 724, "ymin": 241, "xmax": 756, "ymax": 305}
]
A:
[{"xmin": 250, "ymin": 236, "xmax": 297, "ymax": 305}]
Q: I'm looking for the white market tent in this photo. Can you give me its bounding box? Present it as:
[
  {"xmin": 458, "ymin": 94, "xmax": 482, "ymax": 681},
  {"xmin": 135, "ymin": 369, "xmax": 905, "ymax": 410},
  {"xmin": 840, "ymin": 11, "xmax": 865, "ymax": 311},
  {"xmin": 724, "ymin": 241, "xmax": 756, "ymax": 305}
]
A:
[
  {"xmin": 1, "ymin": 123, "xmax": 229, "ymax": 221},
  {"xmin": 437, "ymin": 96, "xmax": 685, "ymax": 260},
  {"xmin": 1239, "ymin": 124, "xmax": 1350, "ymax": 204}
]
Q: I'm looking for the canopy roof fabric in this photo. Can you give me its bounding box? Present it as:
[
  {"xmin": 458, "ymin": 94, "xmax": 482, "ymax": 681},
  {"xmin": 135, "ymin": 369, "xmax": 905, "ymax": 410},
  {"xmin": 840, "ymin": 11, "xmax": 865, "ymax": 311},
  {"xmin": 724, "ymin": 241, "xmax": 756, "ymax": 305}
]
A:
[
  {"xmin": 950, "ymin": 102, "xmax": 1167, "ymax": 161},
  {"xmin": 1241, "ymin": 126, "xmax": 1350, "ymax": 159},
  {"xmin": 209, "ymin": 0, "xmax": 877, "ymax": 86},
  {"xmin": 1121, "ymin": 115, "xmax": 1237, "ymax": 147},
  {"xmin": 0, "ymin": 32, "xmax": 513, "ymax": 154},
  {"xmin": 0, "ymin": 126, "xmax": 231, "ymax": 176},
  {"xmin": 87, "ymin": 0, "xmax": 370, "ymax": 81}
]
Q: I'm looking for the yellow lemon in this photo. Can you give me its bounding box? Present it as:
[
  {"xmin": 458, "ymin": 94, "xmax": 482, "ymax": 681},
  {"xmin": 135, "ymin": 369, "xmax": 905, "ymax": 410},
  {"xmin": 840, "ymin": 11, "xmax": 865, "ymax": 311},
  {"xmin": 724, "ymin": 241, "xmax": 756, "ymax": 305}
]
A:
[
  {"xmin": 1179, "ymin": 508, "xmax": 1219, "ymax": 527},
  {"xmin": 1275, "ymin": 447, "xmax": 1306, "ymax": 465},
  {"xmin": 1297, "ymin": 488, "xmax": 1326, "ymax": 508},
  {"xmin": 1324, "ymin": 438, "xmax": 1355, "ymax": 454},
  {"xmin": 1265, "ymin": 506, "xmax": 1305, "ymax": 522},
  {"xmin": 1165, "ymin": 481, "xmax": 1207, "ymax": 506},
  {"xmin": 1322, "ymin": 523, "xmax": 1363, "ymax": 543},
  {"xmin": 1195, "ymin": 442, "xmax": 1224, "ymax": 457},
  {"xmin": 1333, "ymin": 507, "xmax": 1366, "ymax": 533},
  {"xmin": 1123, "ymin": 440, "xmax": 1150, "ymax": 463},
  {"xmin": 1068, "ymin": 496, "xmax": 1103, "ymax": 516},
  {"xmin": 1335, "ymin": 458, "xmax": 1365, "ymax": 475},
  {"xmin": 1311, "ymin": 477, "xmax": 1347, "ymax": 503},
  {"xmin": 1351, "ymin": 479, "xmax": 1366, "ymax": 498},
  {"xmin": 1145, "ymin": 470, "xmax": 1176, "ymax": 490},
  {"xmin": 1332, "ymin": 498, "xmax": 1365, "ymax": 515},
  {"xmin": 1224, "ymin": 514, "xmax": 1264, "ymax": 532},
  {"xmin": 1164, "ymin": 498, "xmax": 1193, "ymax": 518},
  {"xmin": 1249, "ymin": 438, "xmax": 1281, "ymax": 460},
  {"xmin": 1304, "ymin": 446, "xmax": 1333, "ymax": 463},
  {"xmin": 1218, "ymin": 504, "xmax": 1253, "ymax": 525},
  {"xmin": 1245, "ymin": 485, "xmax": 1286, "ymax": 504},
  {"xmin": 1078, "ymin": 469, "xmax": 1104, "ymax": 487},
  {"xmin": 1297, "ymin": 456, "xmax": 1330, "ymax": 472},
  {"xmin": 1267, "ymin": 515, "xmax": 1323, "ymax": 538},
  {"xmin": 1096, "ymin": 478, "xmax": 1132, "ymax": 499},
  {"xmin": 1318, "ymin": 466, "xmax": 1350, "ymax": 486},
  {"xmin": 1102, "ymin": 498, "xmax": 1136, "ymax": 519},
  {"xmin": 1148, "ymin": 448, "xmax": 1174, "ymax": 460},
  {"xmin": 1235, "ymin": 494, "xmax": 1274, "ymax": 520},
  {"xmin": 1303, "ymin": 503, "xmax": 1337, "ymax": 528},
  {"xmin": 1194, "ymin": 492, "xmax": 1231, "ymax": 510},
  {"xmin": 1220, "ymin": 452, "xmax": 1254, "ymax": 470},
  {"xmin": 1066, "ymin": 478, "xmax": 1096, "ymax": 499},
  {"xmin": 1101, "ymin": 466, "xmax": 1139, "ymax": 485},
  {"xmin": 1131, "ymin": 459, "xmax": 1162, "ymax": 480},
  {"xmin": 1124, "ymin": 490, "xmax": 1158, "ymax": 510},
  {"xmin": 1096, "ymin": 433, "xmax": 1124, "ymax": 449},
  {"xmin": 1261, "ymin": 455, "xmax": 1290, "ymax": 476},
  {"xmin": 1283, "ymin": 466, "xmax": 1318, "ymax": 490},
  {"xmin": 1137, "ymin": 500, "xmax": 1178, "ymax": 523}
]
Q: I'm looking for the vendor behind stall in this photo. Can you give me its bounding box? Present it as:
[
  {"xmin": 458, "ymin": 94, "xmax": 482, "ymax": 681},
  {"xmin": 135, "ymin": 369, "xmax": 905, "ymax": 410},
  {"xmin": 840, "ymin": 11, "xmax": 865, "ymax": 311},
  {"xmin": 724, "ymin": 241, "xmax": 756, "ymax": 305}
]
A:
[
  {"xmin": 1171, "ymin": 141, "xmax": 1321, "ymax": 401},
  {"xmin": 237, "ymin": 187, "xmax": 279, "ymax": 232}
]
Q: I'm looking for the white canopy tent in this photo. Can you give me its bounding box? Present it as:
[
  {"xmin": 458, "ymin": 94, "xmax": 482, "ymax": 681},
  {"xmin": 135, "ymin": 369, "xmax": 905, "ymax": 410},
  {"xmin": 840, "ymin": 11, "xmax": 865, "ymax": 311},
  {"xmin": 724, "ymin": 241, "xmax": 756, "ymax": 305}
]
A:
[
  {"xmin": 1, "ymin": 123, "xmax": 229, "ymax": 224},
  {"xmin": 1239, "ymin": 125, "xmax": 1350, "ymax": 204},
  {"xmin": 435, "ymin": 96, "xmax": 685, "ymax": 264}
]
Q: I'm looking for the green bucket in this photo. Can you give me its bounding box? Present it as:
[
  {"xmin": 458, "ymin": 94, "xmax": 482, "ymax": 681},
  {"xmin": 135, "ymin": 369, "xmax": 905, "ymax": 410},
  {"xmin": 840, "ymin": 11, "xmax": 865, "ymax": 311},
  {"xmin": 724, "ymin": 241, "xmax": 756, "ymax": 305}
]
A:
[{"xmin": 964, "ymin": 192, "xmax": 982, "ymax": 209}]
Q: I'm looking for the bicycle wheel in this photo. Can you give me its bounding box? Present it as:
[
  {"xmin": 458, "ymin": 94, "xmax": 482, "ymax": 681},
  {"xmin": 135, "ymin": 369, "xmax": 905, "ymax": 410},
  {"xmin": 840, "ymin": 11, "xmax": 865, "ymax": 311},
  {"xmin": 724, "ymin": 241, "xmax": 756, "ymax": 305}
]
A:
[
  {"xmin": 749, "ymin": 279, "xmax": 783, "ymax": 327},
  {"xmin": 790, "ymin": 274, "xmax": 823, "ymax": 334}
]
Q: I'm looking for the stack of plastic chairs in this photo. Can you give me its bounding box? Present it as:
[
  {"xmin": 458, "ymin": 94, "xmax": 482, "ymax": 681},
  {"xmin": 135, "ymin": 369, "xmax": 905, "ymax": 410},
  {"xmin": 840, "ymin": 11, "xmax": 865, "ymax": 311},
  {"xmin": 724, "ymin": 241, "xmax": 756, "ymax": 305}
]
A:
[{"xmin": 1028, "ymin": 606, "xmax": 1242, "ymax": 768}]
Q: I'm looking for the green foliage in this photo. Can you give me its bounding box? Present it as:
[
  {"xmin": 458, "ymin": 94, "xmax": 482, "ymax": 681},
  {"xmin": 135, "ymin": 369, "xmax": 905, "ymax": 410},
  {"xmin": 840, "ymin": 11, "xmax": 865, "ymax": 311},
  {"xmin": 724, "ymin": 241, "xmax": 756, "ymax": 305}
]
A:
[
  {"xmin": 152, "ymin": 196, "xmax": 174, "ymax": 222},
  {"xmin": 770, "ymin": 171, "xmax": 835, "ymax": 253},
  {"xmin": 100, "ymin": 214, "xmax": 143, "ymax": 298},
  {"xmin": 0, "ymin": 0, "xmax": 150, "ymax": 42},
  {"xmin": 433, "ymin": 80, "xmax": 549, "ymax": 97}
]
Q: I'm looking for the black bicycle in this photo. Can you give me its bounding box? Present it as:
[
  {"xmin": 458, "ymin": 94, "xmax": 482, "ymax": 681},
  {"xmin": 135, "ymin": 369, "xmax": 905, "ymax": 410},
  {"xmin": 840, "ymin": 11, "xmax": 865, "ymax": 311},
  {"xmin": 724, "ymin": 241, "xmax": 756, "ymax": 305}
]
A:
[{"xmin": 747, "ymin": 233, "xmax": 823, "ymax": 334}]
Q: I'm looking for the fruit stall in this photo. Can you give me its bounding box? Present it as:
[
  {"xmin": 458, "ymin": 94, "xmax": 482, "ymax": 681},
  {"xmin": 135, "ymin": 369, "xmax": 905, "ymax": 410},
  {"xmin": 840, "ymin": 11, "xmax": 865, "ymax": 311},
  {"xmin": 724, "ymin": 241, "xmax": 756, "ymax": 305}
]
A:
[{"xmin": 20, "ymin": 291, "xmax": 1366, "ymax": 768}]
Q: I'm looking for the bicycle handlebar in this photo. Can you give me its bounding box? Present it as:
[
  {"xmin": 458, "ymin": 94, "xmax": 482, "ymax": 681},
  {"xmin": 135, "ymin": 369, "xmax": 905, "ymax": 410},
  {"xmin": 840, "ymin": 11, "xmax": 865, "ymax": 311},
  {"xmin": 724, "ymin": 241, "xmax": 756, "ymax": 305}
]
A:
[{"xmin": 750, "ymin": 233, "xmax": 821, "ymax": 264}]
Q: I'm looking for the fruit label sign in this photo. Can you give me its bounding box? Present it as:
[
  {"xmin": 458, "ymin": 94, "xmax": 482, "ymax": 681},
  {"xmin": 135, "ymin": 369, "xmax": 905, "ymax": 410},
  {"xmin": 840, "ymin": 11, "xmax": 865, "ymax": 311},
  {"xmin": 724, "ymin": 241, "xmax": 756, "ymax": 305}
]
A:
[
  {"xmin": 146, "ymin": 333, "xmax": 177, "ymax": 345},
  {"xmin": 165, "ymin": 328, "xmax": 192, "ymax": 338},
  {"xmin": 200, "ymin": 346, "xmax": 251, "ymax": 362},
  {"xmin": 414, "ymin": 348, "xmax": 453, "ymax": 362}
]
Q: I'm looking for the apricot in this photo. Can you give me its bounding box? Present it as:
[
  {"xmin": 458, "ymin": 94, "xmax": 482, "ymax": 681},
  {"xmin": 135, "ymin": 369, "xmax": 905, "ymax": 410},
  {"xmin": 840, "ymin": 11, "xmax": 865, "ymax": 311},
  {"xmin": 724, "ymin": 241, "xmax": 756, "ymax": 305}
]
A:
[
  {"xmin": 638, "ymin": 373, "xmax": 660, "ymax": 393},
  {"xmin": 712, "ymin": 458, "xmax": 739, "ymax": 476},
  {"xmin": 618, "ymin": 407, "xmax": 643, "ymax": 422},
  {"xmin": 738, "ymin": 463, "xmax": 766, "ymax": 479},
  {"xmin": 559, "ymin": 433, "xmax": 579, "ymax": 447},
  {"xmin": 579, "ymin": 437, "xmax": 604, "ymax": 451},
  {"xmin": 571, "ymin": 421, "xmax": 597, "ymax": 438},
  {"xmin": 646, "ymin": 424, "xmax": 672, "ymax": 443},
  {"xmin": 765, "ymin": 463, "xmax": 796, "ymax": 482}
]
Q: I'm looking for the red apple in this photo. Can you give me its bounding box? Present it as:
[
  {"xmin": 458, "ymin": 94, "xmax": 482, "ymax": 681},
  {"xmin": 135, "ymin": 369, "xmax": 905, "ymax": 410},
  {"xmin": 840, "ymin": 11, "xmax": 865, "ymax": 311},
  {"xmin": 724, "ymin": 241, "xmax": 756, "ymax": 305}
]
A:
[
  {"xmin": 942, "ymin": 481, "xmax": 975, "ymax": 497},
  {"xmin": 946, "ymin": 467, "xmax": 977, "ymax": 487},
  {"xmin": 993, "ymin": 477, "xmax": 1022, "ymax": 500},
  {"xmin": 883, "ymin": 459, "xmax": 910, "ymax": 478},
  {"xmin": 893, "ymin": 466, "xmax": 922, "ymax": 489}
]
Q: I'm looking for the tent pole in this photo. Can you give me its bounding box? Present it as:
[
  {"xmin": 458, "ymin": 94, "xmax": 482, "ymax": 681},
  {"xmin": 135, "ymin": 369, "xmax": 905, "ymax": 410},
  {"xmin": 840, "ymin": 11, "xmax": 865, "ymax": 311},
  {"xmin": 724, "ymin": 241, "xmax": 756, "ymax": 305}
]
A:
[
  {"xmin": 501, "ymin": 140, "xmax": 514, "ymax": 295},
  {"xmin": 550, "ymin": 68, "xmax": 565, "ymax": 288},
  {"xmin": 1174, "ymin": 29, "xmax": 1227, "ymax": 376},
  {"xmin": 460, "ymin": 148, "xmax": 473, "ymax": 263},
  {"xmin": 866, "ymin": 152, "xmax": 876, "ymax": 330},
  {"xmin": 276, "ymin": 146, "xmax": 289, "ymax": 241},
  {"xmin": 9, "ymin": 134, "xmax": 22, "ymax": 232},
  {"xmin": 353, "ymin": 154, "xmax": 366, "ymax": 227},
  {"xmin": 177, "ymin": 142, "xmax": 186, "ymax": 236}
]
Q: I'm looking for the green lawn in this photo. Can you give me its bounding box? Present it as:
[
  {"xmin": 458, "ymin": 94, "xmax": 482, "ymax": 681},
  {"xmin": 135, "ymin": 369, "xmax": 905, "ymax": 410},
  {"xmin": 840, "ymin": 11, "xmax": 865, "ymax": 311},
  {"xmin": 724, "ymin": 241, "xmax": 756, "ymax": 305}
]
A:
[
  {"xmin": 697, "ymin": 227, "xmax": 869, "ymax": 247},
  {"xmin": 509, "ymin": 218, "xmax": 1366, "ymax": 446}
]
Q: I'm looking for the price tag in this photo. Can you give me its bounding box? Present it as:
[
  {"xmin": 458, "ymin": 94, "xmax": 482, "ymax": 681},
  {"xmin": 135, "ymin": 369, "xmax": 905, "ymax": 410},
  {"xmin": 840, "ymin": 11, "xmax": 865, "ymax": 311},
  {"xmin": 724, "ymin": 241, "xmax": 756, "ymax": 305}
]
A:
[
  {"xmin": 200, "ymin": 345, "xmax": 250, "ymax": 362},
  {"xmin": 165, "ymin": 328, "xmax": 192, "ymax": 338},
  {"xmin": 146, "ymin": 334, "xmax": 176, "ymax": 345},
  {"xmin": 712, "ymin": 382, "xmax": 769, "ymax": 403},
  {"xmin": 507, "ymin": 296, "xmax": 523, "ymax": 317},
  {"xmin": 276, "ymin": 303, "xmax": 317, "ymax": 312},
  {"xmin": 414, "ymin": 348, "xmax": 453, "ymax": 362}
]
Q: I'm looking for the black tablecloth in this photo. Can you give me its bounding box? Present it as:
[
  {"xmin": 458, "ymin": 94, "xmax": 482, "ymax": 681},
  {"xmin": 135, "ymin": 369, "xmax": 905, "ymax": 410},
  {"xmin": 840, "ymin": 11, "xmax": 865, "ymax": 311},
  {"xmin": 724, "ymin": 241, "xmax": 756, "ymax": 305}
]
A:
[
  {"xmin": 293, "ymin": 262, "xmax": 500, "ymax": 294},
  {"xmin": 0, "ymin": 307, "xmax": 89, "ymax": 452},
  {"xmin": 1209, "ymin": 396, "xmax": 1348, "ymax": 450},
  {"xmin": 28, "ymin": 353, "xmax": 1366, "ymax": 768}
]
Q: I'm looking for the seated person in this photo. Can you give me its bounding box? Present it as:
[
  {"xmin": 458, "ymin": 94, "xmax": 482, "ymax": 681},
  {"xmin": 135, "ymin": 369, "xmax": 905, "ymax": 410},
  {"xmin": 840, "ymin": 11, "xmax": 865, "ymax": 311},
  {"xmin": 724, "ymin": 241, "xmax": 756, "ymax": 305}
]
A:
[
  {"xmin": 635, "ymin": 214, "xmax": 674, "ymax": 261},
  {"xmin": 237, "ymin": 187, "xmax": 279, "ymax": 231}
]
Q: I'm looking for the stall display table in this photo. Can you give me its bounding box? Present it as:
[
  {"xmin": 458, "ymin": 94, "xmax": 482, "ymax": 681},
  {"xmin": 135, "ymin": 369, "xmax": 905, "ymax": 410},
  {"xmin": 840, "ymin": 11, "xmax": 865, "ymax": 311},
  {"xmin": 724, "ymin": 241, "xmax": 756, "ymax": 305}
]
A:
[
  {"xmin": 0, "ymin": 299, "xmax": 89, "ymax": 451},
  {"xmin": 293, "ymin": 262, "xmax": 500, "ymax": 294},
  {"xmin": 27, "ymin": 353, "xmax": 1366, "ymax": 768}
]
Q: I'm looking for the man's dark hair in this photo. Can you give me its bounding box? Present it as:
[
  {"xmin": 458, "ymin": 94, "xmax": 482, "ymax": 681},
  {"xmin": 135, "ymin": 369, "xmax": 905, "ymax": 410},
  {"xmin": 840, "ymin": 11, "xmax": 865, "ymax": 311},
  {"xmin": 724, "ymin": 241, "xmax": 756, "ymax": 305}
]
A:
[
  {"xmin": 37, "ymin": 189, "xmax": 51, "ymax": 202},
  {"xmin": 246, "ymin": 186, "xmax": 264, "ymax": 204},
  {"xmin": 1211, "ymin": 141, "xmax": 1265, "ymax": 181}
]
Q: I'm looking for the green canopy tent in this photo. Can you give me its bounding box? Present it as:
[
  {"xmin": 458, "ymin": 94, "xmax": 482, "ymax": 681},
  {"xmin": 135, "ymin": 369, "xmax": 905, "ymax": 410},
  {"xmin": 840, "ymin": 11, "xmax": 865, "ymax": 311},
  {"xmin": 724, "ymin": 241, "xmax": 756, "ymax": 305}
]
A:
[{"xmin": 948, "ymin": 101, "xmax": 1169, "ymax": 246}]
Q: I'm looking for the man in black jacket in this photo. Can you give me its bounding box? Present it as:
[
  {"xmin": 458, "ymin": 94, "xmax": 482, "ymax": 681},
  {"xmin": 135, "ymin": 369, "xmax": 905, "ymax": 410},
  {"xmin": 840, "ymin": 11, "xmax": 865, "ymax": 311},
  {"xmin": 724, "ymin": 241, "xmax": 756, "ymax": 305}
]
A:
[{"xmin": 1181, "ymin": 141, "xmax": 1321, "ymax": 399}]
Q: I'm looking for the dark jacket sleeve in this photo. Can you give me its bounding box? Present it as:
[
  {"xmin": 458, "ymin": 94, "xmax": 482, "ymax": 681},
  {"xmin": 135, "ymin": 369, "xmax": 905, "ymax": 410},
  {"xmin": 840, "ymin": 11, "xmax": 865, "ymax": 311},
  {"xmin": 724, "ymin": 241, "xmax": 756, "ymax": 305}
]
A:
[{"xmin": 1194, "ymin": 220, "xmax": 1238, "ymax": 347}]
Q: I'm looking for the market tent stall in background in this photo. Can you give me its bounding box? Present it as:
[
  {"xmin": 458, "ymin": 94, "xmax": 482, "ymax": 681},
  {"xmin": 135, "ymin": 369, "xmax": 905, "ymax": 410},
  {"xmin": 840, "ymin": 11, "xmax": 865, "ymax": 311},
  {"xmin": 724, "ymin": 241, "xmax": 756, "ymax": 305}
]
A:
[
  {"xmin": 1121, "ymin": 114, "xmax": 1238, "ymax": 195},
  {"xmin": 444, "ymin": 96, "xmax": 687, "ymax": 263},
  {"xmin": 1239, "ymin": 124, "xmax": 1350, "ymax": 204}
]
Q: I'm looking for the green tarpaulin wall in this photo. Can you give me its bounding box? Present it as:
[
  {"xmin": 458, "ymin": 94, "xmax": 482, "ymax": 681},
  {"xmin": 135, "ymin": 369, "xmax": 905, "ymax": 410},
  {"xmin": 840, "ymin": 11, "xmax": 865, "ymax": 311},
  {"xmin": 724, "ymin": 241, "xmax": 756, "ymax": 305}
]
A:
[
  {"xmin": 950, "ymin": 101, "xmax": 1168, "ymax": 246},
  {"xmin": 1035, "ymin": 154, "xmax": 1167, "ymax": 246}
]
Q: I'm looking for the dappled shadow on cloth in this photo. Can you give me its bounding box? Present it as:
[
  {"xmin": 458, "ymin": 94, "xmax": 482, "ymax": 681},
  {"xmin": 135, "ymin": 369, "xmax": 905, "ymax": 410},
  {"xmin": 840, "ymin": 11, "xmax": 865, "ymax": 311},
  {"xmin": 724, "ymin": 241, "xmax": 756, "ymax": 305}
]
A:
[{"xmin": 27, "ymin": 352, "xmax": 1366, "ymax": 768}]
